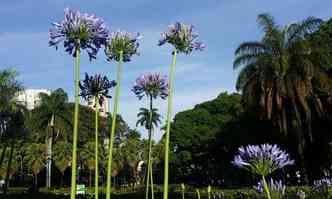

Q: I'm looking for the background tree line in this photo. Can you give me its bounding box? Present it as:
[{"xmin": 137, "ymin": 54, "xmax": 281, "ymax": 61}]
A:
[{"xmin": 0, "ymin": 14, "xmax": 332, "ymax": 191}]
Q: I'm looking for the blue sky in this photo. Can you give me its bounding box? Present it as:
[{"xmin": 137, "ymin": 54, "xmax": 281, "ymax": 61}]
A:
[{"xmin": 0, "ymin": 0, "xmax": 331, "ymax": 139}]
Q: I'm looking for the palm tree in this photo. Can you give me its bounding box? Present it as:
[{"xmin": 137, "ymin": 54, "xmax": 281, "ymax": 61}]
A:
[
  {"xmin": 233, "ymin": 13, "xmax": 331, "ymax": 181},
  {"xmin": 53, "ymin": 141, "xmax": 72, "ymax": 187},
  {"xmin": 79, "ymin": 73, "xmax": 116, "ymax": 199},
  {"xmin": 136, "ymin": 108, "xmax": 162, "ymax": 130},
  {"xmin": 25, "ymin": 143, "xmax": 47, "ymax": 190},
  {"xmin": 33, "ymin": 88, "xmax": 70, "ymax": 189}
]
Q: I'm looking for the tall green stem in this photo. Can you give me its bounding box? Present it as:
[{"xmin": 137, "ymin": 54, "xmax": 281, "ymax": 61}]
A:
[
  {"xmin": 196, "ymin": 189, "xmax": 201, "ymax": 199},
  {"xmin": 95, "ymin": 96, "xmax": 99, "ymax": 199},
  {"xmin": 163, "ymin": 50, "xmax": 177, "ymax": 199},
  {"xmin": 106, "ymin": 51, "xmax": 123, "ymax": 199},
  {"xmin": 262, "ymin": 175, "xmax": 272, "ymax": 199},
  {"xmin": 146, "ymin": 96, "xmax": 154, "ymax": 199},
  {"xmin": 70, "ymin": 49, "xmax": 80, "ymax": 199},
  {"xmin": 149, "ymin": 159, "xmax": 154, "ymax": 199}
]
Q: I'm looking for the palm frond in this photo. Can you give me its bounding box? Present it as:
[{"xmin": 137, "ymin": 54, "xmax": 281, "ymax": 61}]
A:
[
  {"xmin": 235, "ymin": 63, "xmax": 259, "ymax": 91},
  {"xmin": 235, "ymin": 41, "xmax": 267, "ymax": 56},
  {"xmin": 286, "ymin": 17, "xmax": 323, "ymax": 45},
  {"xmin": 257, "ymin": 13, "xmax": 278, "ymax": 34},
  {"xmin": 233, "ymin": 53, "xmax": 261, "ymax": 70}
]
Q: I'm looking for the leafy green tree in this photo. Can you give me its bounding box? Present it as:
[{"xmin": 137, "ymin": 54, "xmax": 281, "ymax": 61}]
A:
[
  {"xmin": 0, "ymin": 69, "xmax": 23, "ymax": 169},
  {"xmin": 233, "ymin": 14, "xmax": 332, "ymax": 182},
  {"xmin": 169, "ymin": 92, "xmax": 243, "ymax": 185}
]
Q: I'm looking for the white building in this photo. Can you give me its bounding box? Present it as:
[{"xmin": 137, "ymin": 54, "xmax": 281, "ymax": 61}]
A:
[
  {"xmin": 16, "ymin": 89, "xmax": 51, "ymax": 110},
  {"xmin": 86, "ymin": 97, "xmax": 109, "ymax": 117}
]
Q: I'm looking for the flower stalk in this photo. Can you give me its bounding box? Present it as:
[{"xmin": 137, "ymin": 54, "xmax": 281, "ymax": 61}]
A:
[
  {"xmin": 94, "ymin": 96, "xmax": 99, "ymax": 199},
  {"xmin": 106, "ymin": 50, "xmax": 123, "ymax": 199},
  {"xmin": 163, "ymin": 49, "xmax": 177, "ymax": 199},
  {"xmin": 196, "ymin": 189, "xmax": 201, "ymax": 199},
  {"xmin": 181, "ymin": 183, "xmax": 185, "ymax": 199},
  {"xmin": 262, "ymin": 175, "xmax": 272, "ymax": 199},
  {"xmin": 70, "ymin": 48, "xmax": 80, "ymax": 199},
  {"xmin": 145, "ymin": 95, "xmax": 155, "ymax": 199}
]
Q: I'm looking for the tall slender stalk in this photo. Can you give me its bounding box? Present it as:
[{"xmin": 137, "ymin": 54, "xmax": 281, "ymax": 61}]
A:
[
  {"xmin": 106, "ymin": 50, "xmax": 123, "ymax": 199},
  {"xmin": 95, "ymin": 96, "xmax": 99, "ymax": 199},
  {"xmin": 262, "ymin": 175, "xmax": 272, "ymax": 199},
  {"xmin": 146, "ymin": 95, "xmax": 154, "ymax": 199},
  {"xmin": 196, "ymin": 189, "xmax": 201, "ymax": 199},
  {"xmin": 70, "ymin": 49, "xmax": 80, "ymax": 199},
  {"xmin": 149, "ymin": 159, "xmax": 154, "ymax": 199},
  {"xmin": 163, "ymin": 50, "xmax": 177, "ymax": 199},
  {"xmin": 181, "ymin": 184, "xmax": 185, "ymax": 199}
]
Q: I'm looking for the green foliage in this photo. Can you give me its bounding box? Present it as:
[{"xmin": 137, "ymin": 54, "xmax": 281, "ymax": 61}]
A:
[
  {"xmin": 169, "ymin": 92, "xmax": 244, "ymax": 184},
  {"xmin": 53, "ymin": 141, "xmax": 72, "ymax": 175}
]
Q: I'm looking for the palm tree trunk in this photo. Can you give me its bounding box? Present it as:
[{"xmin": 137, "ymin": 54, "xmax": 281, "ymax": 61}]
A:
[
  {"xmin": 106, "ymin": 50, "xmax": 123, "ymax": 199},
  {"xmin": 89, "ymin": 169, "xmax": 92, "ymax": 188},
  {"xmin": 70, "ymin": 48, "xmax": 81, "ymax": 199},
  {"xmin": 163, "ymin": 49, "xmax": 177, "ymax": 199},
  {"xmin": 95, "ymin": 96, "xmax": 100, "ymax": 199},
  {"xmin": 0, "ymin": 143, "xmax": 7, "ymax": 168},
  {"xmin": 4, "ymin": 139, "xmax": 14, "ymax": 194},
  {"xmin": 46, "ymin": 116, "xmax": 54, "ymax": 189},
  {"xmin": 61, "ymin": 173, "xmax": 64, "ymax": 187},
  {"xmin": 35, "ymin": 174, "xmax": 38, "ymax": 190}
]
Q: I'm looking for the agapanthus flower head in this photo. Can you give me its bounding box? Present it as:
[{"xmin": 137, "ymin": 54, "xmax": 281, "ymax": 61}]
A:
[
  {"xmin": 158, "ymin": 22, "xmax": 205, "ymax": 54},
  {"xmin": 79, "ymin": 73, "xmax": 116, "ymax": 106},
  {"xmin": 105, "ymin": 30, "xmax": 141, "ymax": 62},
  {"xmin": 132, "ymin": 73, "xmax": 168, "ymax": 100},
  {"xmin": 49, "ymin": 8, "xmax": 109, "ymax": 60},
  {"xmin": 313, "ymin": 177, "xmax": 332, "ymax": 190},
  {"xmin": 254, "ymin": 178, "xmax": 285, "ymax": 199},
  {"xmin": 254, "ymin": 178, "xmax": 286, "ymax": 195},
  {"xmin": 232, "ymin": 144, "xmax": 294, "ymax": 176}
]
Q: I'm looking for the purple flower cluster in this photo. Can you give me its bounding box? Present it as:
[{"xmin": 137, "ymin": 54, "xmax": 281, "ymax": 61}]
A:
[
  {"xmin": 313, "ymin": 177, "xmax": 332, "ymax": 190},
  {"xmin": 232, "ymin": 144, "xmax": 294, "ymax": 176},
  {"xmin": 79, "ymin": 73, "xmax": 116, "ymax": 106},
  {"xmin": 254, "ymin": 178, "xmax": 286, "ymax": 195},
  {"xmin": 49, "ymin": 8, "xmax": 109, "ymax": 60},
  {"xmin": 158, "ymin": 22, "xmax": 205, "ymax": 54},
  {"xmin": 105, "ymin": 31, "xmax": 141, "ymax": 62},
  {"xmin": 132, "ymin": 73, "xmax": 168, "ymax": 100}
]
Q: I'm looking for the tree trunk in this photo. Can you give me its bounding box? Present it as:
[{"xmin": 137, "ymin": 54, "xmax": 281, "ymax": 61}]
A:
[
  {"xmin": 89, "ymin": 169, "xmax": 92, "ymax": 188},
  {"xmin": 46, "ymin": 135, "xmax": 53, "ymax": 189},
  {"xmin": 61, "ymin": 173, "xmax": 64, "ymax": 187},
  {"xmin": 46, "ymin": 115, "xmax": 55, "ymax": 189},
  {"xmin": 0, "ymin": 143, "xmax": 7, "ymax": 168},
  {"xmin": 4, "ymin": 139, "xmax": 14, "ymax": 194},
  {"xmin": 34, "ymin": 174, "xmax": 38, "ymax": 190}
]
